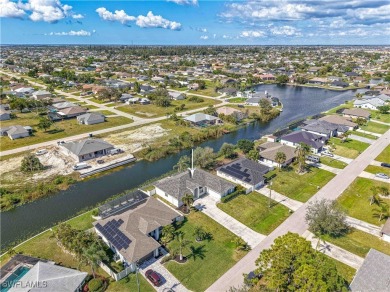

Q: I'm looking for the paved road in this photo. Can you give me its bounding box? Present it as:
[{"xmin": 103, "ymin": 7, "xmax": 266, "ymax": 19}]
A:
[
  {"xmin": 207, "ymin": 129, "xmax": 390, "ymax": 292},
  {"xmin": 194, "ymin": 196, "xmax": 265, "ymax": 248},
  {"xmin": 256, "ymin": 187, "xmax": 303, "ymax": 211}
]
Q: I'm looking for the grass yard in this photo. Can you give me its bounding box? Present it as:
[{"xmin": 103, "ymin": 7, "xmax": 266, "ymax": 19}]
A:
[
  {"xmin": 337, "ymin": 178, "xmax": 390, "ymax": 226},
  {"xmin": 95, "ymin": 110, "xmax": 116, "ymax": 116},
  {"xmin": 264, "ymin": 166, "xmax": 335, "ymax": 202},
  {"xmin": 217, "ymin": 191, "xmax": 290, "ymax": 235},
  {"xmin": 187, "ymin": 80, "xmax": 220, "ymax": 97},
  {"xmin": 375, "ymin": 145, "xmax": 390, "ymax": 163},
  {"xmin": 326, "ymin": 102, "xmax": 353, "ymax": 114},
  {"xmin": 0, "ymin": 114, "xmax": 132, "ymax": 151},
  {"xmin": 369, "ymin": 111, "xmax": 390, "ymax": 123},
  {"xmin": 327, "ymin": 256, "xmax": 356, "ymax": 284},
  {"xmin": 360, "ymin": 121, "xmax": 389, "ymax": 134},
  {"xmin": 350, "ymin": 130, "xmax": 378, "ymax": 140},
  {"xmin": 322, "ymin": 228, "xmax": 390, "ymax": 258},
  {"xmin": 116, "ymin": 98, "xmax": 220, "ymax": 118},
  {"xmin": 364, "ymin": 165, "xmax": 390, "ymax": 177},
  {"xmin": 106, "ymin": 274, "xmax": 154, "ymax": 292},
  {"xmin": 88, "ymin": 97, "xmax": 108, "ymax": 104},
  {"xmin": 320, "ymin": 156, "xmax": 347, "ymax": 169},
  {"xmin": 165, "ymin": 211, "xmax": 247, "ymax": 292},
  {"xmin": 328, "ymin": 137, "xmax": 370, "ymax": 159},
  {"xmin": 228, "ymin": 97, "xmax": 247, "ymax": 103}
]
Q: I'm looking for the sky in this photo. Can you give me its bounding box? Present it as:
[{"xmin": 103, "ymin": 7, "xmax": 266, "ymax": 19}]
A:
[{"xmin": 1, "ymin": 0, "xmax": 390, "ymax": 45}]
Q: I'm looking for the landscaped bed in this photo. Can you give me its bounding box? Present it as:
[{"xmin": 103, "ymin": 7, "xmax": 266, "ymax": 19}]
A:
[
  {"xmin": 264, "ymin": 166, "xmax": 335, "ymax": 202},
  {"xmin": 217, "ymin": 191, "xmax": 291, "ymax": 235},
  {"xmin": 164, "ymin": 211, "xmax": 248, "ymax": 292},
  {"xmin": 337, "ymin": 178, "xmax": 390, "ymax": 226},
  {"xmin": 328, "ymin": 137, "xmax": 370, "ymax": 159}
]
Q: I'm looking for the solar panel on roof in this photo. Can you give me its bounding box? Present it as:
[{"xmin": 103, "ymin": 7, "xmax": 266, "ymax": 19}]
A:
[{"xmin": 97, "ymin": 219, "xmax": 132, "ymax": 250}]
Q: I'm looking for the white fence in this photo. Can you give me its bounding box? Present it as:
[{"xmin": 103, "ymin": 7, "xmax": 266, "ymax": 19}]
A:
[{"xmin": 99, "ymin": 261, "xmax": 134, "ymax": 281}]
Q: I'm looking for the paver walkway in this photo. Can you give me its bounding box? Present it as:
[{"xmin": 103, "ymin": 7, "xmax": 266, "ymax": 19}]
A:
[
  {"xmin": 356, "ymin": 128, "xmax": 382, "ymax": 137},
  {"xmin": 194, "ymin": 196, "xmax": 265, "ymax": 248},
  {"xmin": 256, "ymin": 188, "xmax": 303, "ymax": 211},
  {"xmin": 139, "ymin": 251, "xmax": 188, "ymax": 292},
  {"xmin": 345, "ymin": 216, "xmax": 382, "ymax": 237},
  {"xmin": 349, "ymin": 134, "xmax": 375, "ymax": 144},
  {"xmin": 302, "ymin": 230, "xmax": 364, "ymax": 270},
  {"xmin": 359, "ymin": 171, "xmax": 389, "ymax": 183}
]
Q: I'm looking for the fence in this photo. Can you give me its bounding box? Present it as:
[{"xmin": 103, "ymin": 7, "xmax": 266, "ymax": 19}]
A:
[{"xmin": 98, "ymin": 261, "xmax": 134, "ymax": 281}]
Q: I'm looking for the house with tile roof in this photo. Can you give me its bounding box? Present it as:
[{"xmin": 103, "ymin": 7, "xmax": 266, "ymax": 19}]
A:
[
  {"xmin": 258, "ymin": 142, "xmax": 297, "ymax": 168},
  {"xmin": 280, "ymin": 131, "xmax": 328, "ymax": 154},
  {"xmin": 342, "ymin": 108, "xmax": 371, "ymax": 120}
]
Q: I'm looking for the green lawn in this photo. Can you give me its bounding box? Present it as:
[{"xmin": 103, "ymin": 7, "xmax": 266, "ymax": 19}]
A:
[
  {"xmin": 364, "ymin": 165, "xmax": 390, "ymax": 177},
  {"xmin": 0, "ymin": 115, "xmax": 132, "ymax": 151},
  {"xmin": 323, "ymin": 228, "xmax": 390, "ymax": 258},
  {"xmin": 369, "ymin": 111, "xmax": 390, "ymax": 123},
  {"xmin": 116, "ymin": 98, "xmax": 220, "ymax": 118},
  {"xmin": 264, "ymin": 166, "xmax": 335, "ymax": 202},
  {"xmin": 187, "ymin": 80, "xmax": 220, "ymax": 97},
  {"xmin": 165, "ymin": 211, "xmax": 247, "ymax": 292},
  {"xmin": 106, "ymin": 274, "xmax": 154, "ymax": 292},
  {"xmin": 95, "ymin": 110, "xmax": 116, "ymax": 116},
  {"xmin": 328, "ymin": 256, "xmax": 356, "ymax": 284},
  {"xmin": 326, "ymin": 102, "xmax": 353, "ymax": 114},
  {"xmin": 360, "ymin": 121, "xmax": 389, "ymax": 134},
  {"xmin": 337, "ymin": 178, "xmax": 390, "ymax": 226},
  {"xmin": 320, "ymin": 156, "xmax": 347, "ymax": 169},
  {"xmin": 375, "ymin": 145, "xmax": 390, "ymax": 163},
  {"xmin": 217, "ymin": 192, "xmax": 290, "ymax": 235},
  {"xmin": 350, "ymin": 130, "xmax": 377, "ymax": 140},
  {"xmin": 228, "ymin": 98, "xmax": 247, "ymax": 103},
  {"xmin": 328, "ymin": 137, "xmax": 370, "ymax": 159}
]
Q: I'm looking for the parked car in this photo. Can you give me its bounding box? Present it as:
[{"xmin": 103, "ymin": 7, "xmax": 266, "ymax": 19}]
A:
[
  {"xmin": 381, "ymin": 162, "xmax": 390, "ymax": 168},
  {"xmin": 73, "ymin": 162, "xmax": 89, "ymax": 171},
  {"xmin": 321, "ymin": 151, "xmax": 334, "ymax": 157},
  {"xmin": 306, "ymin": 155, "xmax": 320, "ymax": 163},
  {"xmin": 35, "ymin": 149, "xmax": 48, "ymax": 156},
  {"xmin": 109, "ymin": 148, "xmax": 122, "ymax": 155},
  {"xmin": 97, "ymin": 160, "xmax": 104, "ymax": 164},
  {"xmin": 375, "ymin": 173, "xmax": 389, "ymax": 179},
  {"xmin": 145, "ymin": 269, "xmax": 162, "ymax": 287},
  {"xmin": 57, "ymin": 141, "xmax": 65, "ymax": 145}
]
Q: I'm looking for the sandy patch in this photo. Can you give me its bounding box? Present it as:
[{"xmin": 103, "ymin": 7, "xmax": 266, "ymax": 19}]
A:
[
  {"xmin": 106, "ymin": 123, "xmax": 170, "ymax": 153},
  {"xmin": 135, "ymin": 111, "xmax": 156, "ymax": 117}
]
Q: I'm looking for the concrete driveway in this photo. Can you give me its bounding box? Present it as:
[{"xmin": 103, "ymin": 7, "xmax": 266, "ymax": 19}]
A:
[
  {"xmin": 349, "ymin": 134, "xmax": 375, "ymax": 144},
  {"xmin": 345, "ymin": 216, "xmax": 382, "ymax": 237},
  {"xmin": 359, "ymin": 171, "xmax": 389, "ymax": 183},
  {"xmin": 194, "ymin": 196, "xmax": 265, "ymax": 248}
]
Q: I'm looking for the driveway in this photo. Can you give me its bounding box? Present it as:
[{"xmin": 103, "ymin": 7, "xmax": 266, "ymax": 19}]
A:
[
  {"xmin": 327, "ymin": 153, "xmax": 353, "ymax": 164},
  {"xmin": 194, "ymin": 196, "xmax": 265, "ymax": 248},
  {"xmin": 359, "ymin": 171, "xmax": 389, "ymax": 183},
  {"xmin": 349, "ymin": 134, "xmax": 375, "ymax": 144},
  {"xmin": 139, "ymin": 251, "xmax": 188, "ymax": 292},
  {"xmin": 345, "ymin": 216, "xmax": 382, "ymax": 237},
  {"xmin": 256, "ymin": 188, "xmax": 303, "ymax": 211},
  {"xmin": 356, "ymin": 129, "xmax": 382, "ymax": 138}
]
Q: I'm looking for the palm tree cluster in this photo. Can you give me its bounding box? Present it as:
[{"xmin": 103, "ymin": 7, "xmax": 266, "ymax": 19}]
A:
[
  {"xmin": 295, "ymin": 143, "xmax": 311, "ymax": 174},
  {"xmin": 369, "ymin": 187, "xmax": 390, "ymax": 222}
]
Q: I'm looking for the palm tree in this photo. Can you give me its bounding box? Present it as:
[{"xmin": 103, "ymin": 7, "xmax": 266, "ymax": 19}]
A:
[
  {"xmin": 181, "ymin": 193, "xmax": 194, "ymax": 213},
  {"xmin": 161, "ymin": 224, "xmax": 175, "ymax": 244},
  {"xmin": 174, "ymin": 155, "xmax": 190, "ymax": 172},
  {"xmin": 369, "ymin": 187, "xmax": 382, "ymax": 206},
  {"xmin": 193, "ymin": 226, "xmax": 207, "ymax": 242},
  {"xmin": 373, "ymin": 203, "xmax": 390, "ymax": 222},
  {"xmin": 232, "ymin": 236, "xmax": 250, "ymax": 251},
  {"xmin": 274, "ymin": 151, "xmax": 286, "ymax": 171},
  {"xmin": 295, "ymin": 143, "xmax": 311, "ymax": 174},
  {"xmin": 82, "ymin": 242, "xmax": 108, "ymax": 278},
  {"xmin": 175, "ymin": 232, "xmax": 191, "ymax": 261}
]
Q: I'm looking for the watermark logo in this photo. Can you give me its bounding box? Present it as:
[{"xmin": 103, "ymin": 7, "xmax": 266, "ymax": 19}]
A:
[{"xmin": 1, "ymin": 280, "xmax": 48, "ymax": 289}]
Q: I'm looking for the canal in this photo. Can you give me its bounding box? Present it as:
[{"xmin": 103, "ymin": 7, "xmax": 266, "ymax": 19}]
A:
[{"xmin": 0, "ymin": 84, "xmax": 359, "ymax": 250}]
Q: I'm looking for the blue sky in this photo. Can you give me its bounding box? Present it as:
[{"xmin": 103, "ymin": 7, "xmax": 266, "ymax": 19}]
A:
[{"xmin": 1, "ymin": 0, "xmax": 390, "ymax": 45}]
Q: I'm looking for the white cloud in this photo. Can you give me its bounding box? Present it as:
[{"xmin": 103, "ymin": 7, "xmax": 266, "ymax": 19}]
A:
[
  {"xmin": 270, "ymin": 25, "xmax": 301, "ymax": 36},
  {"xmin": 330, "ymin": 18, "xmax": 347, "ymax": 28},
  {"xmin": 346, "ymin": 4, "xmax": 390, "ymax": 22},
  {"xmin": 0, "ymin": 0, "xmax": 25, "ymax": 18},
  {"xmin": 21, "ymin": 0, "xmax": 73, "ymax": 23},
  {"xmin": 167, "ymin": 0, "xmax": 198, "ymax": 6},
  {"xmin": 72, "ymin": 13, "xmax": 83, "ymax": 19},
  {"xmin": 222, "ymin": 34, "xmax": 233, "ymax": 39},
  {"xmin": 96, "ymin": 7, "xmax": 135, "ymax": 24},
  {"xmin": 200, "ymin": 35, "xmax": 208, "ymax": 39},
  {"xmin": 46, "ymin": 29, "xmax": 93, "ymax": 36},
  {"xmin": 240, "ymin": 30, "xmax": 265, "ymax": 38},
  {"xmin": 136, "ymin": 11, "xmax": 181, "ymax": 30}
]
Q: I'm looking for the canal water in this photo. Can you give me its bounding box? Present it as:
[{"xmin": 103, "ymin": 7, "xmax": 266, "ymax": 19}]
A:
[{"xmin": 0, "ymin": 85, "xmax": 359, "ymax": 250}]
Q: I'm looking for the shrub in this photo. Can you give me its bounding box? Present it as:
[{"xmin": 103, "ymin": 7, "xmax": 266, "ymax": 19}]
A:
[
  {"xmin": 88, "ymin": 278, "xmax": 103, "ymax": 292},
  {"xmin": 221, "ymin": 186, "xmax": 246, "ymax": 203}
]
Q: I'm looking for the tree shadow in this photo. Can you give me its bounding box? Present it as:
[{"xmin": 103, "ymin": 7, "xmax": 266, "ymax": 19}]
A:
[
  {"xmin": 47, "ymin": 128, "xmax": 64, "ymax": 134},
  {"xmin": 188, "ymin": 245, "xmax": 206, "ymax": 261}
]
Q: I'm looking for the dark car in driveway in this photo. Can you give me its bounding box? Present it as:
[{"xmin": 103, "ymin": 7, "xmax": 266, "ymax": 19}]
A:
[
  {"xmin": 381, "ymin": 162, "xmax": 390, "ymax": 168},
  {"xmin": 145, "ymin": 269, "xmax": 162, "ymax": 287}
]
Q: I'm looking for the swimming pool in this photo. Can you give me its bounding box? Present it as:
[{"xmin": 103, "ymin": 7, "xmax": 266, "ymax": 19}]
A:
[{"xmin": 0, "ymin": 266, "xmax": 30, "ymax": 292}]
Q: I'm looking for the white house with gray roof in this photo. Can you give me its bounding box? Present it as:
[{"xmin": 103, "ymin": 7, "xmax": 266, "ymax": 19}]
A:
[
  {"xmin": 61, "ymin": 139, "xmax": 114, "ymax": 162},
  {"xmin": 154, "ymin": 168, "xmax": 235, "ymax": 207},
  {"xmin": 77, "ymin": 113, "xmax": 105, "ymax": 125},
  {"xmin": 0, "ymin": 125, "xmax": 31, "ymax": 140},
  {"xmin": 354, "ymin": 98, "xmax": 385, "ymax": 110}
]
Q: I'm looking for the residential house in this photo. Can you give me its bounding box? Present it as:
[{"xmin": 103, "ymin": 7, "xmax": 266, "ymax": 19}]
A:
[
  {"xmin": 354, "ymin": 98, "xmax": 385, "ymax": 110},
  {"xmin": 119, "ymin": 93, "xmax": 134, "ymax": 103},
  {"xmin": 57, "ymin": 106, "xmax": 87, "ymax": 119},
  {"xmin": 154, "ymin": 168, "xmax": 235, "ymax": 206},
  {"xmin": 77, "ymin": 113, "xmax": 105, "ymax": 125},
  {"xmin": 218, "ymin": 87, "xmax": 237, "ymax": 96},
  {"xmin": 139, "ymin": 98, "xmax": 150, "ymax": 105},
  {"xmin": 168, "ymin": 91, "xmax": 186, "ymax": 100},
  {"xmin": 301, "ymin": 119, "xmax": 349, "ymax": 138},
  {"xmin": 0, "ymin": 108, "xmax": 11, "ymax": 121},
  {"xmin": 342, "ymin": 108, "xmax": 371, "ymax": 120},
  {"xmin": 61, "ymin": 138, "xmax": 114, "ymax": 162},
  {"xmin": 188, "ymin": 83, "xmax": 199, "ymax": 90},
  {"xmin": 330, "ymin": 80, "xmax": 349, "ymax": 88},
  {"xmin": 217, "ymin": 158, "xmax": 271, "ymax": 193},
  {"xmin": 32, "ymin": 90, "xmax": 51, "ymax": 100},
  {"xmin": 140, "ymin": 85, "xmax": 154, "ymax": 95},
  {"xmin": 259, "ymin": 73, "xmax": 275, "ymax": 81},
  {"xmin": 51, "ymin": 101, "xmax": 78, "ymax": 111},
  {"xmin": 318, "ymin": 115, "xmax": 358, "ymax": 131},
  {"xmin": 0, "ymin": 125, "xmax": 31, "ymax": 140},
  {"xmin": 93, "ymin": 197, "xmax": 182, "ymax": 274},
  {"xmin": 380, "ymin": 218, "xmax": 390, "ymax": 243},
  {"xmin": 307, "ymin": 77, "xmax": 328, "ymax": 85},
  {"xmin": 184, "ymin": 113, "xmax": 222, "ymax": 126},
  {"xmin": 349, "ymin": 249, "xmax": 390, "ymax": 292},
  {"xmin": 216, "ymin": 106, "xmax": 246, "ymax": 121},
  {"xmin": 258, "ymin": 142, "xmax": 297, "ymax": 167},
  {"xmin": 280, "ymin": 131, "xmax": 328, "ymax": 153},
  {"xmin": 13, "ymin": 87, "xmax": 34, "ymax": 95}
]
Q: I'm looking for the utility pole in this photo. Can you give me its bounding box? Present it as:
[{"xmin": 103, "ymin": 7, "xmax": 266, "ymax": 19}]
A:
[{"xmin": 135, "ymin": 261, "xmax": 140, "ymax": 292}]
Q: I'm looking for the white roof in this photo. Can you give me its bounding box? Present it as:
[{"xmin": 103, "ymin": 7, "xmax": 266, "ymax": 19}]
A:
[{"xmin": 184, "ymin": 113, "xmax": 218, "ymax": 123}]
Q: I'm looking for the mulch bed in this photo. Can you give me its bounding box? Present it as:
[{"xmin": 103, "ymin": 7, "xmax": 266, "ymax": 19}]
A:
[{"xmin": 172, "ymin": 255, "xmax": 188, "ymax": 264}]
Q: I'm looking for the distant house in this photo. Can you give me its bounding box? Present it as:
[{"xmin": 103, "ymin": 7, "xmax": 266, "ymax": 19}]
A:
[
  {"xmin": 77, "ymin": 113, "xmax": 105, "ymax": 125},
  {"xmin": 13, "ymin": 87, "xmax": 34, "ymax": 95},
  {"xmin": 139, "ymin": 97, "xmax": 150, "ymax": 105},
  {"xmin": 0, "ymin": 109, "xmax": 11, "ymax": 121},
  {"xmin": 354, "ymin": 98, "xmax": 385, "ymax": 110},
  {"xmin": 217, "ymin": 158, "xmax": 271, "ymax": 193},
  {"xmin": 94, "ymin": 197, "xmax": 182, "ymax": 275},
  {"xmin": 258, "ymin": 142, "xmax": 297, "ymax": 167},
  {"xmin": 218, "ymin": 87, "xmax": 237, "ymax": 96},
  {"xmin": 0, "ymin": 125, "xmax": 31, "ymax": 140},
  {"xmin": 32, "ymin": 90, "xmax": 51, "ymax": 100},
  {"xmin": 246, "ymin": 96, "xmax": 264, "ymax": 106},
  {"xmin": 154, "ymin": 168, "xmax": 235, "ymax": 207},
  {"xmin": 61, "ymin": 139, "xmax": 114, "ymax": 162},
  {"xmin": 380, "ymin": 218, "xmax": 390, "ymax": 243},
  {"xmin": 184, "ymin": 113, "xmax": 221, "ymax": 126},
  {"xmin": 188, "ymin": 83, "xmax": 199, "ymax": 90},
  {"xmin": 330, "ymin": 80, "xmax": 349, "ymax": 88},
  {"xmin": 342, "ymin": 108, "xmax": 371, "ymax": 120},
  {"xmin": 259, "ymin": 73, "xmax": 275, "ymax": 81},
  {"xmin": 57, "ymin": 106, "xmax": 87, "ymax": 119},
  {"xmin": 168, "ymin": 91, "xmax": 186, "ymax": 100},
  {"xmin": 318, "ymin": 115, "xmax": 358, "ymax": 131},
  {"xmin": 51, "ymin": 101, "xmax": 78, "ymax": 111},
  {"xmin": 280, "ymin": 131, "xmax": 327, "ymax": 154},
  {"xmin": 216, "ymin": 106, "xmax": 246, "ymax": 121},
  {"xmin": 119, "ymin": 93, "xmax": 134, "ymax": 103},
  {"xmin": 307, "ymin": 77, "xmax": 328, "ymax": 85},
  {"xmin": 301, "ymin": 120, "xmax": 348, "ymax": 138},
  {"xmin": 349, "ymin": 249, "xmax": 390, "ymax": 292},
  {"xmin": 139, "ymin": 85, "xmax": 154, "ymax": 94}
]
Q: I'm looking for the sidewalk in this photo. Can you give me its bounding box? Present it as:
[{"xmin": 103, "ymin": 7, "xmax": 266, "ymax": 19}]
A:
[{"xmin": 256, "ymin": 188, "xmax": 303, "ymax": 211}]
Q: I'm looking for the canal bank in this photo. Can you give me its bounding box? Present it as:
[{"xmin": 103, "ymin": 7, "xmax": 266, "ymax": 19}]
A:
[{"xmin": 0, "ymin": 85, "xmax": 359, "ymax": 251}]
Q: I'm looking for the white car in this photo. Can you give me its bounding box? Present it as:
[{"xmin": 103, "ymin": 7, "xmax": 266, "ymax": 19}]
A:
[
  {"xmin": 375, "ymin": 173, "xmax": 389, "ymax": 180},
  {"xmin": 321, "ymin": 151, "xmax": 334, "ymax": 157},
  {"xmin": 35, "ymin": 149, "xmax": 48, "ymax": 156}
]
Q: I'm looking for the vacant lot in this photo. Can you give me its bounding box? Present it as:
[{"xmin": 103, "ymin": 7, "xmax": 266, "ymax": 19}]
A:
[
  {"xmin": 360, "ymin": 121, "xmax": 389, "ymax": 134},
  {"xmin": 320, "ymin": 156, "xmax": 347, "ymax": 169},
  {"xmin": 0, "ymin": 113, "xmax": 132, "ymax": 151},
  {"xmin": 188, "ymin": 80, "xmax": 220, "ymax": 97},
  {"xmin": 264, "ymin": 166, "xmax": 335, "ymax": 202},
  {"xmin": 323, "ymin": 228, "xmax": 390, "ymax": 257},
  {"xmin": 328, "ymin": 137, "xmax": 369, "ymax": 159},
  {"xmin": 337, "ymin": 178, "xmax": 390, "ymax": 226},
  {"xmin": 217, "ymin": 192, "xmax": 290, "ymax": 235},
  {"xmin": 375, "ymin": 145, "xmax": 390, "ymax": 163},
  {"xmin": 165, "ymin": 211, "xmax": 247, "ymax": 292},
  {"xmin": 369, "ymin": 111, "xmax": 390, "ymax": 123},
  {"xmin": 364, "ymin": 165, "xmax": 390, "ymax": 176}
]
